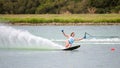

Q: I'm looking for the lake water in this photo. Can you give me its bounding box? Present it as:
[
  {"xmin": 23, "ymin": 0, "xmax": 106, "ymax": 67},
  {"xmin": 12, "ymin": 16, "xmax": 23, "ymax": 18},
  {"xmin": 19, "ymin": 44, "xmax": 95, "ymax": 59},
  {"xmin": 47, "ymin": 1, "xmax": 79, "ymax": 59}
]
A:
[{"xmin": 0, "ymin": 25, "xmax": 120, "ymax": 68}]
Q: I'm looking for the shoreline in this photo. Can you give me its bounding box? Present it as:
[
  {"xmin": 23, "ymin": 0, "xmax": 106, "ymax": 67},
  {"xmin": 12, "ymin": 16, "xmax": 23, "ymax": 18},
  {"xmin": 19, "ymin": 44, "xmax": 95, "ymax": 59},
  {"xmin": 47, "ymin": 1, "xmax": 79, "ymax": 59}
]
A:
[
  {"xmin": 1, "ymin": 14, "xmax": 120, "ymax": 26},
  {"xmin": 8, "ymin": 22, "xmax": 120, "ymax": 26}
]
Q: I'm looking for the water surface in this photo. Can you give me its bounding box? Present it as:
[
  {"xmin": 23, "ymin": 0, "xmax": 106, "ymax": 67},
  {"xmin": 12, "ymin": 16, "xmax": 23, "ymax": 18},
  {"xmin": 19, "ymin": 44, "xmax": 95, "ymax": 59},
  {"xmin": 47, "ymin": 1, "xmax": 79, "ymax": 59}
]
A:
[{"xmin": 0, "ymin": 25, "xmax": 120, "ymax": 68}]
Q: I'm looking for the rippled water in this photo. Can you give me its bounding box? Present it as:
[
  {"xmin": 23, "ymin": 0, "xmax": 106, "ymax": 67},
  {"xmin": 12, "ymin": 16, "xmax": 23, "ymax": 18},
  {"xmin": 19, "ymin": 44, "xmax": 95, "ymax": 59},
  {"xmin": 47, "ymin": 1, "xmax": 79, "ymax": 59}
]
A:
[{"xmin": 0, "ymin": 25, "xmax": 120, "ymax": 68}]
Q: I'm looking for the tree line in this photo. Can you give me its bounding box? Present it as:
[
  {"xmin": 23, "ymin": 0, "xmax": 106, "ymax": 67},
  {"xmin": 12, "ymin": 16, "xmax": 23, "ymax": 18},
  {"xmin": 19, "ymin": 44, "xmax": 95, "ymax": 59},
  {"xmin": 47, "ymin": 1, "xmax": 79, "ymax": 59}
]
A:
[{"xmin": 0, "ymin": 0, "xmax": 120, "ymax": 14}]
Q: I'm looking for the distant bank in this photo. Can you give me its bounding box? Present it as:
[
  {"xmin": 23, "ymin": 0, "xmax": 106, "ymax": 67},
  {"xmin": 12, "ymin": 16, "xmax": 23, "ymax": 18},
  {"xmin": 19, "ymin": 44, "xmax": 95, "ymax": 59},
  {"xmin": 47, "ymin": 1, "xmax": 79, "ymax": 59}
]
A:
[{"xmin": 0, "ymin": 14, "xmax": 120, "ymax": 26}]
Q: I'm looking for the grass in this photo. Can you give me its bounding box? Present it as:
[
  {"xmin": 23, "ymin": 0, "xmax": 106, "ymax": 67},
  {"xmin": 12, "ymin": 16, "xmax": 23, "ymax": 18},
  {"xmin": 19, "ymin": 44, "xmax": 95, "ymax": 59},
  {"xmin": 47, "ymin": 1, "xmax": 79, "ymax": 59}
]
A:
[{"xmin": 0, "ymin": 14, "xmax": 120, "ymax": 25}]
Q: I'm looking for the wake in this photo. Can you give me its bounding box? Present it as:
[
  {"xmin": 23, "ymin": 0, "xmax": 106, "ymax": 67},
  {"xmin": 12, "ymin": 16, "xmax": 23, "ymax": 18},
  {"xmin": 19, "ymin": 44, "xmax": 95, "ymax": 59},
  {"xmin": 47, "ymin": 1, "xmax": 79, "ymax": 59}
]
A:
[
  {"xmin": 0, "ymin": 26, "xmax": 64, "ymax": 50},
  {"xmin": 52, "ymin": 38, "xmax": 120, "ymax": 45}
]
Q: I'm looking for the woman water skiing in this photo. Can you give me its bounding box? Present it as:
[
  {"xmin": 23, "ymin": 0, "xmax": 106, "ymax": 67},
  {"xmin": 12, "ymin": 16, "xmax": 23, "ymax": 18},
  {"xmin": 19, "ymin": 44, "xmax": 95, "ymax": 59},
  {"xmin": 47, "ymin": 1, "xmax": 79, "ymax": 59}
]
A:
[{"xmin": 62, "ymin": 30, "xmax": 85, "ymax": 48}]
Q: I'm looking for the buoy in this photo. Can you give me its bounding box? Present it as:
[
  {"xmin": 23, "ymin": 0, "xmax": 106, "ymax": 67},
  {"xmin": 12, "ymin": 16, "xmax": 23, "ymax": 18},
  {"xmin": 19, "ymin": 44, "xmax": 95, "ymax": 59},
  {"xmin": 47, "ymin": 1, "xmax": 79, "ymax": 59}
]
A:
[{"xmin": 111, "ymin": 48, "xmax": 115, "ymax": 51}]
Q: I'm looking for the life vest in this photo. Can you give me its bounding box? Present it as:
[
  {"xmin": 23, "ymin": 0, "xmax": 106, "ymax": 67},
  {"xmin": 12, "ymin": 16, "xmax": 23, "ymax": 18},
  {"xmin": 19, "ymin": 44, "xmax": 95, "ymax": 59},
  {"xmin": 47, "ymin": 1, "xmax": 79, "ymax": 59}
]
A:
[{"xmin": 68, "ymin": 37, "xmax": 74, "ymax": 44}]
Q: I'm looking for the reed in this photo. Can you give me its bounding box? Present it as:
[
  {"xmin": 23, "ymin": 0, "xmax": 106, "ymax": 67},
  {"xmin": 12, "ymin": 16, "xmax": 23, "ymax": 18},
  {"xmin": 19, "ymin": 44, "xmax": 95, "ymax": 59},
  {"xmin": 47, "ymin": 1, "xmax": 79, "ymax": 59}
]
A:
[{"xmin": 0, "ymin": 14, "xmax": 120, "ymax": 24}]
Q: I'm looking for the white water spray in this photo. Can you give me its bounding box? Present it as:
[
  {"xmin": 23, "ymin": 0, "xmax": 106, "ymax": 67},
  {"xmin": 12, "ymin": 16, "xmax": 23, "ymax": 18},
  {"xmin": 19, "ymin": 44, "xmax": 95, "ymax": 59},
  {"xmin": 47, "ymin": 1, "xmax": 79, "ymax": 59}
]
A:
[{"xmin": 0, "ymin": 26, "xmax": 64, "ymax": 49}]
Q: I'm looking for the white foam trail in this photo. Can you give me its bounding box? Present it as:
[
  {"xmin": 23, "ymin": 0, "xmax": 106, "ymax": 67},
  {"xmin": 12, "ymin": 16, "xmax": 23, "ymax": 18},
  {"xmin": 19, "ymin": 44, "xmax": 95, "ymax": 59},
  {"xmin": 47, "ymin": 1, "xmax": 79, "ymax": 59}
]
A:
[
  {"xmin": 84, "ymin": 38, "xmax": 120, "ymax": 42},
  {"xmin": 51, "ymin": 38, "xmax": 120, "ymax": 45},
  {"xmin": 75, "ymin": 42, "xmax": 120, "ymax": 45},
  {"xmin": 52, "ymin": 38, "xmax": 120, "ymax": 42},
  {"xmin": 0, "ymin": 26, "xmax": 64, "ymax": 49}
]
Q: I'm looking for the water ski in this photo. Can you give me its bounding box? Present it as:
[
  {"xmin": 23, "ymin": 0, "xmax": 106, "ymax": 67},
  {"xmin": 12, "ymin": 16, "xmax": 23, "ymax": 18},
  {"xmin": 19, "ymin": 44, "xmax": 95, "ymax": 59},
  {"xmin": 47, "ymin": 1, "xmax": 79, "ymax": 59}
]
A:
[{"xmin": 63, "ymin": 45, "xmax": 80, "ymax": 51}]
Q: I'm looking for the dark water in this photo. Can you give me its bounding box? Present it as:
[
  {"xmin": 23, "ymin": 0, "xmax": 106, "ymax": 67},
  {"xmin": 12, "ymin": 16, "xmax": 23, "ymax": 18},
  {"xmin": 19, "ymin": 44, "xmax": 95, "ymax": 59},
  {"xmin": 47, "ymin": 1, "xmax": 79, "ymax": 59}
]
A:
[{"xmin": 0, "ymin": 25, "xmax": 120, "ymax": 68}]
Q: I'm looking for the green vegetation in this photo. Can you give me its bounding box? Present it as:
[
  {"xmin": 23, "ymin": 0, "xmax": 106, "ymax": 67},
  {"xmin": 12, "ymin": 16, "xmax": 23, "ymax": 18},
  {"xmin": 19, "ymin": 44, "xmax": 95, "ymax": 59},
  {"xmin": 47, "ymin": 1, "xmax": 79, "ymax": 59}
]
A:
[
  {"xmin": 0, "ymin": 0, "xmax": 119, "ymax": 25},
  {"xmin": 0, "ymin": 0, "xmax": 120, "ymax": 14},
  {"xmin": 0, "ymin": 14, "xmax": 120, "ymax": 24}
]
